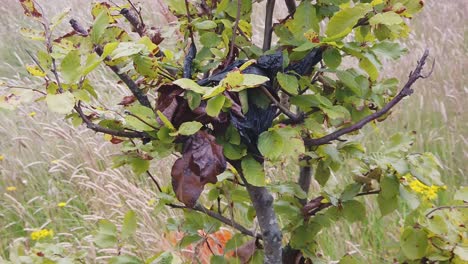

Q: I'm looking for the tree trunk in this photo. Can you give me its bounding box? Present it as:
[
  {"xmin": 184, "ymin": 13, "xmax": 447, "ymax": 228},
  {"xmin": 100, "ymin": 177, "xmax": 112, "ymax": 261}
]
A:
[{"xmin": 244, "ymin": 183, "xmax": 282, "ymax": 263}]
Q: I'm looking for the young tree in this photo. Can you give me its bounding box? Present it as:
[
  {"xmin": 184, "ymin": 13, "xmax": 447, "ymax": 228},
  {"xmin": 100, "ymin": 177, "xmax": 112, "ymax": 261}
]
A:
[{"xmin": 3, "ymin": 0, "xmax": 467, "ymax": 263}]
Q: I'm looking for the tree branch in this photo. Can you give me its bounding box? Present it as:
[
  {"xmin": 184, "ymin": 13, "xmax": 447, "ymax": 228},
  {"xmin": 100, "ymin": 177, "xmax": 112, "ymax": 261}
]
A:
[
  {"xmin": 69, "ymin": 19, "xmax": 153, "ymax": 109},
  {"xmin": 262, "ymin": 0, "xmax": 276, "ymax": 51},
  {"xmin": 74, "ymin": 102, "xmax": 149, "ymax": 139},
  {"xmin": 302, "ymin": 190, "xmax": 381, "ymax": 217},
  {"xmin": 192, "ymin": 204, "xmax": 261, "ymax": 239},
  {"xmin": 260, "ymin": 86, "xmax": 303, "ymax": 122},
  {"xmin": 297, "ymin": 157, "xmax": 312, "ymax": 206},
  {"xmin": 304, "ymin": 49, "xmax": 432, "ymax": 147}
]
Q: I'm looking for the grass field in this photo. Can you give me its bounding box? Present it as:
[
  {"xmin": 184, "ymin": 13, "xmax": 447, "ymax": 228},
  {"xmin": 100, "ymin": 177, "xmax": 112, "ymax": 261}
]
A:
[{"xmin": 0, "ymin": 0, "xmax": 466, "ymax": 262}]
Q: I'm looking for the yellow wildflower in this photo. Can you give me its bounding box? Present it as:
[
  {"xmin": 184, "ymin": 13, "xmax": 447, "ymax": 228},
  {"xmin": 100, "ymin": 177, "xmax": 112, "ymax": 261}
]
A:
[
  {"xmin": 28, "ymin": 111, "xmax": 36, "ymax": 117},
  {"xmin": 6, "ymin": 186, "xmax": 17, "ymax": 192},
  {"xmin": 0, "ymin": 155, "xmax": 4, "ymax": 161},
  {"xmin": 30, "ymin": 229, "xmax": 54, "ymax": 241},
  {"xmin": 408, "ymin": 178, "xmax": 444, "ymax": 201},
  {"xmin": 57, "ymin": 202, "xmax": 67, "ymax": 207}
]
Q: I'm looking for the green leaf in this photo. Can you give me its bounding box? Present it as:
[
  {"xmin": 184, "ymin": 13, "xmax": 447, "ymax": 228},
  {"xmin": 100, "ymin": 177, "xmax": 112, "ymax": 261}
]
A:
[
  {"xmin": 276, "ymin": 72, "xmax": 299, "ymax": 95},
  {"xmin": 377, "ymin": 193, "xmax": 398, "ymax": 216},
  {"xmin": 206, "ymin": 95, "xmax": 226, "ymax": 117},
  {"xmin": 173, "ymin": 78, "xmax": 208, "ymax": 94},
  {"xmin": 210, "ymin": 255, "xmax": 228, "ymax": 264},
  {"xmin": 156, "ymin": 110, "xmax": 176, "ymax": 131},
  {"xmin": 176, "ymin": 121, "xmax": 203, "ymax": 136},
  {"xmin": 129, "ymin": 157, "xmax": 150, "ymax": 175},
  {"xmin": 61, "ymin": 50, "xmax": 82, "ymax": 83},
  {"xmin": 315, "ymin": 160, "xmax": 330, "ymax": 186},
  {"xmin": 323, "ymin": 48, "xmax": 342, "ymax": 69},
  {"xmin": 179, "ymin": 234, "xmax": 203, "ymax": 248},
  {"xmin": 241, "ymin": 155, "xmax": 265, "ymax": 187},
  {"xmin": 91, "ymin": 10, "xmax": 110, "ymax": 43},
  {"xmin": 202, "ymin": 85, "xmax": 225, "ymax": 99},
  {"xmin": 380, "ymin": 175, "xmax": 400, "ymax": 199},
  {"xmin": 94, "ymin": 219, "xmax": 118, "ymax": 248},
  {"xmin": 200, "ymin": 32, "xmax": 221, "ymax": 48},
  {"xmin": 258, "ymin": 130, "xmax": 284, "ymax": 160},
  {"xmin": 229, "ymin": 74, "xmax": 270, "ymax": 92},
  {"xmin": 342, "ymin": 200, "xmax": 366, "ymax": 222},
  {"xmin": 46, "ymin": 92, "xmax": 75, "ymax": 114},
  {"xmin": 340, "ymin": 183, "xmax": 362, "ymax": 201},
  {"xmin": 194, "ymin": 20, "xmax": 217, "ymax": 30},
  {"xmin": 400, "ymin": 227, "xmax": 428, "ymax": 260},
  {"xmin": 121, "ymin": 210, "xmax": 137, "ymax": 240},
  {"xmin": 372, "ymin": 41, "xmax": 407, "ymax": 60},
  {"xmin": 337, "ymin": 70, "xmax": 368, "ymax": 98},
  {"xmin": 369, "ymin": 12, "xmax": 403, "ymax": 26},
  {"xmin": 325, "ymin": 4, "xmax": 372, "ymax": 39},
  {"xmin": 111, "ymin": 42, "xmax": 146, "ymax": 60}
]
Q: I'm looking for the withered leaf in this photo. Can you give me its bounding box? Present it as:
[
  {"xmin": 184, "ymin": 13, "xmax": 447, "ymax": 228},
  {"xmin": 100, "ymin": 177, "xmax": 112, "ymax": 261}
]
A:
[
  {"xmin": 118, "ymin": 95, "xmax": 137, "ymax": 106},
  {"xmin": 233, "ymin": 239, "xmax": 256, "ymax": 264},
  {"xmin": 171, "ymin": 131, "xmax": 226, "ymax": 207},
  {"xmin": 19, "ymin": 0, "xmax": 42, "ymax": 18}
]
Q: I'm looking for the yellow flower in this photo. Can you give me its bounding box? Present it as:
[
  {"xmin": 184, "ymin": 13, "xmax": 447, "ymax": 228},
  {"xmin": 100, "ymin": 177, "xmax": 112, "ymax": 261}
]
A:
[
  {"xmin": 28, "ymin": 111, "xmax": 36, "ymax": 117},
  {"xmin": 30, "ymin": 229, "xmax": 54, "ymax": 241},
  {"xmin": 6, "ymin": 186, "xmax": 17, "ymax": 192},
  {"xmin": 408, "ymin": 177, "xmax": 443, "ymax": 201},
  {"xmin": 0, "ymin": 155, "xmax": 4, "ymax": 161},
  {"xmin": 57, "ymin": 202, "xmax": 67, "ymax": 207}
]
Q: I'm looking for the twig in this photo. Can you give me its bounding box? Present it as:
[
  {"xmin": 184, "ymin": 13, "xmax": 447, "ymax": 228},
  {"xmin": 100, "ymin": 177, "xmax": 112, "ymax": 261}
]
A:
[
  {"xmin": 302, "ymin": 190, "xmax": 381, "ymax": 217},
  {"xmin": 260, "ymin": 86, "xmax": 303, "ymax": 122},
  {"xmin": 74, "ymin": 102, "xmax": 149, "ymax": 139},
  {"xmin": 146, "ymin": 171, "xmax": 163, "ymax": 192},
  {"xmin": 425, "ymin": 205, "xmax": 468, "ymax": 217},
  {"xmin": 127, "ymin": 0, "xmax": 144, "ymax": 27},
  {"xmin": 94, "ymin": 46, "xmax": 152, "ymax": 109},
  {"xmin": 304, "ymin": 50, "xmax": 432, "ymax": 147},
  {"xmin": 228, "ymin": 0, "xmax": 242, "ymax": 61},
  {"xmin": 193, "ymin": 204, "xmax": 261, "ymax": 239},
  {"xmin": 262, "ymin": 0, "xmax": 276, "ymax": 51}
]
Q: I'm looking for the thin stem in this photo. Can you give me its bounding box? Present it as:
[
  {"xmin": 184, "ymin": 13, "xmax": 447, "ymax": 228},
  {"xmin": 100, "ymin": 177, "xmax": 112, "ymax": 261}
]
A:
[
  {"xmin": 304, "ymin": 50, "xmax": 432, "ymax": 147},
  {"xmin": 228, "ymin": 0, "xmax": 242, "ymax": 61},
  {"xmin": 74, "ymin": 102, "xmax": 149, "ymax": 139},
  {"xmin": 260, "ymin": 86, "xmax": 302, "ymax": 122},
  {"xmin": 425, "ymin": 205, "xmax": 468, "ymax": 217}
]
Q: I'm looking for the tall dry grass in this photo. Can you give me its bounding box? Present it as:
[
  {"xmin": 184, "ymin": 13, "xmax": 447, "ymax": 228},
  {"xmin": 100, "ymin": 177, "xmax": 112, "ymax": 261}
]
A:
[{"xmin": 0, "ymin": 0, "xmax": 466, "ymax": 262}]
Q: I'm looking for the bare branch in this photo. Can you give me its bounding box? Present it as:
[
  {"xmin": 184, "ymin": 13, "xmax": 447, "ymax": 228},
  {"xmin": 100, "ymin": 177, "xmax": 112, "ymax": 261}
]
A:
[
  {"xmin": 262, "ymin": 0, "xmax": 276, "ymax": 51},
  {"xmin": 297, "ymin": 158, "xmax": 312, "ymax": 206},
  {"xmin": 304, "ymin": 50, "xmax": 431, "ymax": 147},
  {"xmin": 260, "ymin": 86, "xmax": 303, "ymax": 122},
  {"xmin": 74, "ymin": 102, "xmax": 149, "ymax": 139},
  {"xmin": 193, "ymin": 204, "xmax": 261, "ymax": 239}
]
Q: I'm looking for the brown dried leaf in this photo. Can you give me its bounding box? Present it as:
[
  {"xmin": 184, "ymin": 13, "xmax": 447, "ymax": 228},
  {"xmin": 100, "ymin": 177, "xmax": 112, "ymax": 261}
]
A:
[
  {"xmin": 118, "ymin": 95, "xmax": 136, "ymax": 106},
  {"xmin": 233, "ymin": 239, "xmax": 256, "ymax": 264},
  {"xmin": 19, "ymin": 0, "xmax": 42, "ymax": 18},
  {"xmin": 171, "ymin": 131, "xmax": 226, "ymax": 207}
]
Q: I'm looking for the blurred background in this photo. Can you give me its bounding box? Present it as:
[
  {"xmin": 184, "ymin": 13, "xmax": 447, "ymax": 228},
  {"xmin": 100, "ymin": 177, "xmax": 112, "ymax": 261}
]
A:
[{"xmin": 0, "ymin": 0, "xmax": 466, "ymax": 262}]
